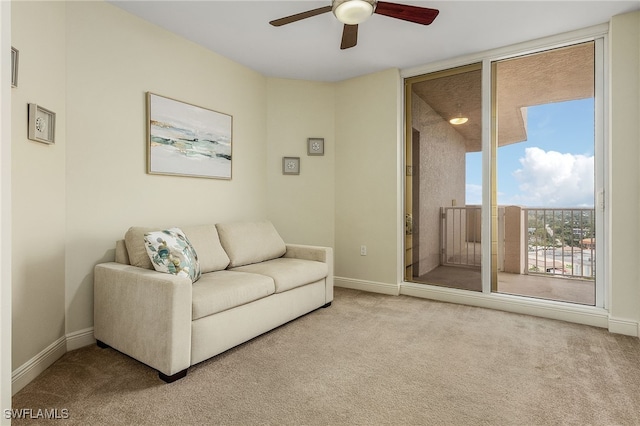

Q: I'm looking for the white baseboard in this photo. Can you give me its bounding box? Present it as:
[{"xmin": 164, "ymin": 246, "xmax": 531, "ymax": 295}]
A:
[
  {"xmin": 12, "ymin": 327, "xmax": 95, "ymax": 395},
  {"xmin": 11, "ymin": 336, "xmax": 66, "ymax": 395},
  {"xmin": 334, "ymin": 277, "xmax": 399, "ymax": 296},
  {"xmin": 608, "ymin": 317, "xmax": 640, "ymax": 337},
  {"xmin": 66, "ymin": 327, "xmax": 96, "ymax": 351}
]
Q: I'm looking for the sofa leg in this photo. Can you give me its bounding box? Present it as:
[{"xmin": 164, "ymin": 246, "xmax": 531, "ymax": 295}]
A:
[
  {"xmin": 158, "ymin": 369, "xmax": 188, "ymax": 383},
  {"xmin": 322, "ymin": 302, "xmax": 332, "ymax": 308},
  {"xmin": 96, "ymin": 340, "xmax": 110, "ymax": 349}
]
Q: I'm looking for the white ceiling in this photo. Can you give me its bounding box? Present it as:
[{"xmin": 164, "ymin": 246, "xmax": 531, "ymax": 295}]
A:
[{"xmin": 110, "ymin": 1, "xmax": 639, "ymax": 82}]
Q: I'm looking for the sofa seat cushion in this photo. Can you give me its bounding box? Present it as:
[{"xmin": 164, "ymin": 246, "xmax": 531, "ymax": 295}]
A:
[
  {"xmin": 191, "ymin": 271, "xmax": 275, "ymax": 320},
  {"xmin": 230, "ymin": 258, "xmax": 328, "ymax": 293}
]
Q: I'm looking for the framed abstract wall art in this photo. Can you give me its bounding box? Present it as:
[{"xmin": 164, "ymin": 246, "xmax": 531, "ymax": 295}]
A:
[{"xmin": 147, "ymin": 92, "xmax": 233, "ymax": 179}]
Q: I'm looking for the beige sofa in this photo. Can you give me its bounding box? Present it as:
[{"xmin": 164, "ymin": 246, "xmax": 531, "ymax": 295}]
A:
[{"xmin": 94, "ymin": 220, "xmax": 333, "ymax": 382}]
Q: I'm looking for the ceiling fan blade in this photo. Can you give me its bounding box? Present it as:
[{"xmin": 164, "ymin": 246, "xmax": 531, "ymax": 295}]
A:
[
  {"xmin": 269, "ymin": 5, "xmax": 332, "ymax": 27},
  {"xmin": 374, "ymin": 1, "xmax": 439, "ymax": 25},
  {"xmin": 340, "ymin": 24, "xmax": 358, "ymax": 50}
]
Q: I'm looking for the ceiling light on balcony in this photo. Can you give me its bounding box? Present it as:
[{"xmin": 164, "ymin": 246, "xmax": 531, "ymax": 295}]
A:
[
  {"xmin": 333, "ymin": 0, "xmax": 375, "ymax": 25},
  {"xmin": 449, "ymin": 116, "xmax": 469, "ymax": 125},
  {"xmin": 449, "ymin": 105, "xmax": 468, "ymax": 125}
]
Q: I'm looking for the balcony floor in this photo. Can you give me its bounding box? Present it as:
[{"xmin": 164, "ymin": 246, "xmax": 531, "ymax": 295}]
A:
[{"xmin": 413, "ymin": 266, "xmax": 595, "ymax": 306}]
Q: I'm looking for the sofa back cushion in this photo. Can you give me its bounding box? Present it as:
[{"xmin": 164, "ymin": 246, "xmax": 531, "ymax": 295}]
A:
[
  {"xmin": 124, "ymin": 225, "xmax": 231, "ymax": 273},
  {"xmin": 216, "ymin": 220, "xmax": 286, "ymax": 268},
  {"xmin": 115, "ymin": 239, "xmax": 130, "ymax": 265},
  {"xmin": 182, "ymin": 225, "xmax": 230, "ymax": 273},
  {"xmin": 124, "ymin": 226, "xmax": 156, "ymax": 269}
]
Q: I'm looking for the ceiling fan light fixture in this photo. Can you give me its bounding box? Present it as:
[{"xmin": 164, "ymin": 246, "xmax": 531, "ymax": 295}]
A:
[{"xmin": 333, "ymin": 0, "xmax": 375, "ymax": 25}]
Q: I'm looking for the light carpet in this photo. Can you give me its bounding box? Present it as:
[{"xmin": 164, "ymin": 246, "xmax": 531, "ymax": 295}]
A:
[{"xmin": 11, "ymin": 287, "xmax": 640, "ymax": 425}]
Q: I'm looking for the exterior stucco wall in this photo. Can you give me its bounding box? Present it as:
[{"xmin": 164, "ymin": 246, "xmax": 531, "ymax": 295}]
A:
[{"xmin": 412, "ymin": 94, "xmax": 467, "ymax": 276}]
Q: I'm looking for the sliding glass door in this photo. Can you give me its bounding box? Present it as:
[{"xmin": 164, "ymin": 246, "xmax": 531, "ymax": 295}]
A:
[
  {"xmin": 404, "ymin": 64, "xmax": 483, "ymax": 291},
  {"xmin": 404, "ymin": 39, "xmax": 604, "ymax": 307},
  {"xmin": 492, "ymin": 42, "xmax": 599, "ymax": 305}
]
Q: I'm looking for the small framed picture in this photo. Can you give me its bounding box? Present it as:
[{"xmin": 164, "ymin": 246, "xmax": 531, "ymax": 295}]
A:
[
  {"xmin": 11, "ymin": 47, "xmax": 18, "ymax": 88},
  {"xmin": 307, "ymin": 137, "xmax": 324, "ymax": 156},
  {"xmin": 282, "ymin": 157, "xmax": 300, "ymax": 175},
  {"xmin": 28, "ymin": 103, "xmax": 56, "ymax": 144}
]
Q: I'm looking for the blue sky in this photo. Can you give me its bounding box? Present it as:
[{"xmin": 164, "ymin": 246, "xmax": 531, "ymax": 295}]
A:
[{"xmin": 465, "ymin": 98, "xmax": 595, "ymax": 207}]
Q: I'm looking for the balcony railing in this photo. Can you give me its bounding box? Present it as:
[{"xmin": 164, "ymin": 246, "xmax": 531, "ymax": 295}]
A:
[
  {"xmin": 440, "ymin": 206, "xmax": 595, "ymax": 280},
  {"xmin": 525, "ymin": 208, "xmax": 595, "ymax": 280},
  {"xmin": 441, "ymin": 206, "xmax": 481, "ymax": 268}
]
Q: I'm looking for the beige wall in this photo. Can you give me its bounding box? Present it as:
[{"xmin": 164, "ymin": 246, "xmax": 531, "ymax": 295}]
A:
[
  {"xmin": 334, "ymin": 69, "xmax": 402, "ymax": 290},
  {"xmin": 609, "ymin": 11, "xmax": 640, "ymax": 328},
  {"xmin": 11, "ymin": 1, "xmax": 67, "ymax": 370},
  {"xmin": 266, "ymin": 78, "xmax": 335, "ymax": 247}
]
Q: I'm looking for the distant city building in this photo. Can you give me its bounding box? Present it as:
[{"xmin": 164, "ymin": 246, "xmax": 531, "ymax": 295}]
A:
[{"xmin": 582, "ymin": 238, "xmax": 595, "ymax": 250}]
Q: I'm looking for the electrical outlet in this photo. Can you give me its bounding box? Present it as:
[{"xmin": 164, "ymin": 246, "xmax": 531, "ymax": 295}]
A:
[{"xmin": 360, "ymin": 245, "xmax": 367, "ymax": 256}]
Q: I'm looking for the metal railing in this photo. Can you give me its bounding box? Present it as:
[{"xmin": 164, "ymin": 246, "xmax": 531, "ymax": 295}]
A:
[
  {"xmin": 441, "ymin": 206, "xmax": 481, "ymax": 267},
  {"xmin": 439, "ymin": 206, "xmax": 595, "ymax": 280},
  {"xmin": 525, "ymin": 208, "xmax": 595, "ymax": 280}
]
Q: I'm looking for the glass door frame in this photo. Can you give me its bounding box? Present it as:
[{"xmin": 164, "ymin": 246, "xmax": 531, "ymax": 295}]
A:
[
  {"xmin": 403, "ymin": 63, "xmax": 483, "ymax": 284},
  {"xmin": 402, "ymin": 31, "xmax": 608, "ymax": 310}
]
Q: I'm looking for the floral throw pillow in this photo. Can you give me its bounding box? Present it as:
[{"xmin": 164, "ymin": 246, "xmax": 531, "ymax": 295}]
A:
[{"xmin": 143, "ymin": 227, "xmax": 201, "ymax": 283}]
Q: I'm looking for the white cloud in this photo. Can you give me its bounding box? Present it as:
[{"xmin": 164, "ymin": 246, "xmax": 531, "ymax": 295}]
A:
[
  {"xmin": 465, "ymin": 184, "xmax": 482, "ymax": 205},
  {"xmin": 511, "ymin": 147, "xmax": 594, "ymax": 207}
]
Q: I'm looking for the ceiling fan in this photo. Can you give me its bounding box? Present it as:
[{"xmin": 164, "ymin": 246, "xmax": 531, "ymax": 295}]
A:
[{"xmin": 269, "ymin": 0, "xmax": 439, "ymax": 50}]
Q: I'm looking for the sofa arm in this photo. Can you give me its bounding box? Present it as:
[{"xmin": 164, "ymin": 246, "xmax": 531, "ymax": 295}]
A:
[
  {"xmin": 94, "ymin": 262, "xmax": 192, "ymax": 377},
  {"xmin": 284, "ymin": 244, "xmax": 334, "ymax": 304}
]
